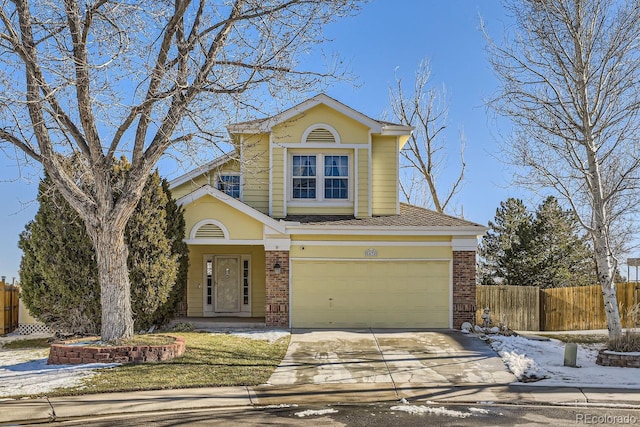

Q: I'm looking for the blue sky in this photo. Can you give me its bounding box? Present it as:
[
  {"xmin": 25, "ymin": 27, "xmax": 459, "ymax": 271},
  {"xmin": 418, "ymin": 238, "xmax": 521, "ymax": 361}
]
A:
[{"xmin": 0, "ymin": 1, "xmax": 524, "ymax": 281}]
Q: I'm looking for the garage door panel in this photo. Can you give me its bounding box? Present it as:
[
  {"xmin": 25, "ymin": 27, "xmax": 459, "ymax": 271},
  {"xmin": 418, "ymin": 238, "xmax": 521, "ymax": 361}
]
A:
[{"xmin": 292, "ymin": 260, "xmax": 450, "ymax": 328}]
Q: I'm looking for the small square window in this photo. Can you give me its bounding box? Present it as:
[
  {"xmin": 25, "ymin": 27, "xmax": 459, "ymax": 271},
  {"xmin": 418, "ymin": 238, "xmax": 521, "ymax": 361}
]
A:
[{"xmin": 217, "ymin": 175, "xmax": 240, "ymax": 199}]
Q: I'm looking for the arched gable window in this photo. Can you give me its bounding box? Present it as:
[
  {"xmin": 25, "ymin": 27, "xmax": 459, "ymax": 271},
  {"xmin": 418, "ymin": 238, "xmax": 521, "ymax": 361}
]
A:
[
  {"xmin": 190, "ymin": 219, "xmax": 230, "ymax": 240},
  {"xmin": 302, "ymin": 124, "xmax": 340, "ymax": 144}
]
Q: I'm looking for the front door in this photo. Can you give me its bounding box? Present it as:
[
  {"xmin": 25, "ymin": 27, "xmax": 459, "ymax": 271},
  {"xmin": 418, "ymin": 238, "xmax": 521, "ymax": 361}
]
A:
[{"xmin": 214, "ymin": 256, "xmax": 240, "ymax": 312}]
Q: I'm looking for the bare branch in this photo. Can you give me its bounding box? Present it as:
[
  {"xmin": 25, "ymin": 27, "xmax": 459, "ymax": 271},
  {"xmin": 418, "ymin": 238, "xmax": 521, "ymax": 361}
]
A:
[{"xmin": 389, "ymin": 59, "xmax": 466, "ymax": 213}]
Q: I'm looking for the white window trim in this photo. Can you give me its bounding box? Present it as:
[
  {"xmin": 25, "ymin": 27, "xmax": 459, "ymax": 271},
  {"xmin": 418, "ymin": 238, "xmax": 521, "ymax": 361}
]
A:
[
  {"xmin": 288, "ymin": 152, "xmax": 353, "ymax": 203},
  {"xmin": 214, "ymin": 171, "xmax": 243, "ymax": 201}
]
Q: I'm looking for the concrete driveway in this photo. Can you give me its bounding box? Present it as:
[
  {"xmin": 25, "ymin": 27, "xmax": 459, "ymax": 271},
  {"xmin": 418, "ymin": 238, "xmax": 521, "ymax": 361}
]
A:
[{"xmin": 267, "ymin": 330, "xmax": 515, "ymax": 386}]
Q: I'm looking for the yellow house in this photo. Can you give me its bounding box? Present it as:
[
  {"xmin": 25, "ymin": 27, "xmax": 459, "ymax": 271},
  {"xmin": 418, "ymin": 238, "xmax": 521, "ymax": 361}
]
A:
[{"xmin": 170, "ymin": 94, "xmax": 485, "ymax": 329}]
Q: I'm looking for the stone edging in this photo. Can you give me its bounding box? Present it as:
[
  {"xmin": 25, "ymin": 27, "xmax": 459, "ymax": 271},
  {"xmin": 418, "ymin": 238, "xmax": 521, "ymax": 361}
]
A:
[
  {"xmin": 596, "ymin": 349, "xmax": 640, "ymax": 368},
  {"xmin": 47, "ymin": 335, "xmax": 186, "ymax": 365}
]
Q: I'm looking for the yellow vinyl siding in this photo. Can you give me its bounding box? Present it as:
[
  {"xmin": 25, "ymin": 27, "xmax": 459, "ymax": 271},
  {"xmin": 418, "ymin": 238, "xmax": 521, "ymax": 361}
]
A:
[
  {"xmin": 272, "ymin": 104, "xmax": 370, "ymax": 144},
  {"xmin": 171, "ymin": 175, "xmax": 210, "ymax": 199},
  {"xmin": 371, "ymin": 135, "xmax": 399, "ymax": 215},
  {"xmin": 290, "ymin": 244, "xmax": 451, "ymax": 260},
  {"xmin": 183, "ymin": 194, "xmax": 263, "ymax": 240},
  {"xmin": 292, "ymin": 234, "xmax": 451, "ymax": 242},
  {"xmin": 241, "ymin": 133, "xmax": 270, "ymax": 214},
  {"xmin": 271, "ymin": 147, "xmax": 285, "ymax": 218},
  {"xmin": 217, "ymin": 160, "xmax": 240, "ymax": 174},
  {"xmin": 357, "ymin": 147, "xmax": 369, "ymax": 217},
  {"xmin": 187, "ymin": 245, "xmax": 266, "ymax": 317},
  {"xmin": 291, "ymin": 260, "xmax": 450, "ymax": 328}
]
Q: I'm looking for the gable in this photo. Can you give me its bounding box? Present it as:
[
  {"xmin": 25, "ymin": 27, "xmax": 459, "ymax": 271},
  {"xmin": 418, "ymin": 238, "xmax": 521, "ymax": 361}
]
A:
[
  {"xmin": 271, "ymin": 104, "xmax": 370, "ymax": 144},
  {"xmin": 182, "ymin": 193, "xmax": 264, "ymax": 242}
]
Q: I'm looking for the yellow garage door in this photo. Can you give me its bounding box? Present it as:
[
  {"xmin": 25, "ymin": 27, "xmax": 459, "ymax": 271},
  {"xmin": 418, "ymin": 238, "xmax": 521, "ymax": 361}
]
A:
[{"xmin": 291, "ymin": 260, "xmax": 450, "ymax": 328}]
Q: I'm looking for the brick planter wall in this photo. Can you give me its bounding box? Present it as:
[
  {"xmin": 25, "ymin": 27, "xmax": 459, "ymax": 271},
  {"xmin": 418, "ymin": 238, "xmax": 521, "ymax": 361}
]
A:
[
  {"xmin": 596, "ymin": 350, "xmax": 640, "ymax": 368},
  {"xmin": 453, "ymin": 251, "xmax": 477, "ymax": 329},
  {"xmin": 265, "ymin": 250, "xmax": 289, "ymax": 327},
  {"xmin": 47, "ymin": 336, "xmax": 186, "ymax": 365}
]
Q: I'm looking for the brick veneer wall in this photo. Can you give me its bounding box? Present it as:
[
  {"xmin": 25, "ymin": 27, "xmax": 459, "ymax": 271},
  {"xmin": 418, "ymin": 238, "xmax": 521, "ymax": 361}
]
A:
[
  {"xmin": 47, "ymin": 336, "xmax": 186, "ymax": 365},
  {"xmin": 265, "ymin": 250, "xmax": 289, "ymax": 327},
  {"xmin": 452, "ymin": 251, "xmax": 477, "ymax": 329}
]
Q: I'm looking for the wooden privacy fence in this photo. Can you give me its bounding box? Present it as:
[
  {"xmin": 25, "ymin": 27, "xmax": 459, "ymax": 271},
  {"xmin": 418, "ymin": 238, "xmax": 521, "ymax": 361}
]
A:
[
  {"xmin": 1, "ymin": 278, "xmax": 20, "ymax": 335},
  {"xmin": 477, "ymin": 282, "xmax": 640, "ymax": 331},
  {"xmin": 476, "ymin": 285, "xmax": 541, "ymax": 331},
  {"xmin": 542, "ymin": 282, "xmax": 639, "ymax": 331}
]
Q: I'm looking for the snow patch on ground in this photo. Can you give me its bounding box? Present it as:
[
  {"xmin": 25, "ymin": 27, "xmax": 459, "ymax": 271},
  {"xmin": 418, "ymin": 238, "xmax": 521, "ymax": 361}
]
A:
[
  {"xmin": 391, "ymin": 405, "xmax": 473, "ymax": 418},
  {"xmin": 294, "ymin": 408, "xmax": 338, "ymax": 417},
  {"xmin": 488, "ymin": 335, "xmax": 549, "ymax": 380},
  {"xmin": 0, "ymin": 349, "xmax": 118, "ymax": 397},
  {"xmin": 488, "ymin": 334, "xmax": 640, "ymax": 388}
]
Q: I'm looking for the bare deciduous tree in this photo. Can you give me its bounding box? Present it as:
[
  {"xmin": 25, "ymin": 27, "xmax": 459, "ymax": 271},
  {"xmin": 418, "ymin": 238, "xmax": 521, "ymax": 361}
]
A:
[
  {"xmin": 0, "ymin": 0, "xmax": 363, "ymax": 341},
  {"xmin": 389, "ymin": 59, "xmax": 466, "ymax": 214},
  {"xmin": 485, "ymin": 0, "xmax": 640, "ymax": 338}
]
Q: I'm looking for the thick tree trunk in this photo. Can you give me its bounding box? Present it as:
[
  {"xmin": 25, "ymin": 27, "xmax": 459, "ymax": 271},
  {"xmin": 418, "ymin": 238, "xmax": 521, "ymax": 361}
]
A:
[{"xmin": 91, "ymin": 224, "xmax": 134, "ymax": 342}]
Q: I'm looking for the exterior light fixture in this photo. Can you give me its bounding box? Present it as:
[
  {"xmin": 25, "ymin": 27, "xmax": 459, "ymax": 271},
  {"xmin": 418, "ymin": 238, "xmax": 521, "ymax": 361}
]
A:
[{"xmin": 273, "ymin": 263, "xmax": 281, "ymax": 275}]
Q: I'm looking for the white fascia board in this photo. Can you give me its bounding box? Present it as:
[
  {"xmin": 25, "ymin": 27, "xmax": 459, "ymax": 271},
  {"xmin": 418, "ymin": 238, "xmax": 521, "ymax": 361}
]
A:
[
  {"xmin": 452, "ymin": 236, "xmax": 480, "ymax": 251},
  {"xmin": 285, "ymin": 225, "xmax": 487, "ymax": 236},
  {"xmin": 184, "ymin": 239, "xmax": 264, "ymax": 245},
  {"xmin": 176, "ymin": 184, "xmax": 286, "ymax": 234},
  {"xmin": 168, "ymin": 150, "xmax": 237, "ymax": 189},
  {"xmin": 379, "ymin": 125, "xmax": 414, "ymax": 135}
]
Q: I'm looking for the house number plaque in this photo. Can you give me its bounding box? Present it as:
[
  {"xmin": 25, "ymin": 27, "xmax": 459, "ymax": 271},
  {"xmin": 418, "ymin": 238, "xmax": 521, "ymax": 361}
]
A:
[{"xmin": 365, "ymin": 248, "xmax": 378, "ymax": 257}]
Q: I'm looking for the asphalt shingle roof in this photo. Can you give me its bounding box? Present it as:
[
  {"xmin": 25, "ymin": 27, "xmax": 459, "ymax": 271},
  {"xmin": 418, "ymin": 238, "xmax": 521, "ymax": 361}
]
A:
[{"xmin": 283, "ymin": 203, "xmax": 485, "ymax": 228}]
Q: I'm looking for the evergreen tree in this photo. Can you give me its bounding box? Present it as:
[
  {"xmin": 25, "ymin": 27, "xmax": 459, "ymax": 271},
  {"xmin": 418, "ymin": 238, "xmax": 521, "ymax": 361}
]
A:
[
  {"xmin": 19, "ymin": 158, "xmax": 187, "ymax": 334},
  {"xmin": 479, "ymin": 196, "xmax": 597, "ymax": 288},
  {"xmin": 19, "ymin": 184, "xmax": 100, "ymax": 334},
  {"xmin": 478, "ymin": 198, "xmax": 536, "ymax": 286},
  {"xmin": 531, "ymin": 197, "xmax": 596, "ymax": 288}
]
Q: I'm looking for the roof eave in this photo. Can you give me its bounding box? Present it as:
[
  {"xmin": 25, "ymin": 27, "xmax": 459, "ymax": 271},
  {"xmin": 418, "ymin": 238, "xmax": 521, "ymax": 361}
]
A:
[
  {"xmin": 168, "ymin": 150, "xmax": 237, "ymax": 190},
  {"xmin": 379, "ymin": 125, "xmax": 414, "ymax": 136},
  {"xmin": 226, "ymin": 94, "xmax": 411, "ymax": 135},
  {"xmin": 175, "ymin": 184, "xmax": 287, "ymax": 234},
  {"xmin": 285, "ymin": 224, "xmax": 488, "ymax": 236}
]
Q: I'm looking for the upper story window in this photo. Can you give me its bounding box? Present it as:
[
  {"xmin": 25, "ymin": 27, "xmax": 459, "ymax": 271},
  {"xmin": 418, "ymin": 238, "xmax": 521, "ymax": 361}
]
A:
[
  {"xmin": 216, "ymin": 174, "xmax": 241, "ymax": 199},
  {"xmin": 324, "ymin": 155, "xmax": 348, "ymax": 199},
  {"xmin": 291, "ymin": 154, "xmax": 349, "ymax": 201},
  {"xmin": 292, "ymin": 155, "xmax": 317, "ymax": 199}
]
